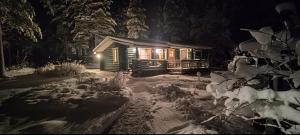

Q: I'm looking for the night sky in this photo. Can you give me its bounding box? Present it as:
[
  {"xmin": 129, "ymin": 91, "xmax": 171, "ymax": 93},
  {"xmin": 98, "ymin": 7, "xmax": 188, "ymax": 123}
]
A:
[{"xmin": 31, "ymin": 0, "xmax": 300, "ymax": 44}]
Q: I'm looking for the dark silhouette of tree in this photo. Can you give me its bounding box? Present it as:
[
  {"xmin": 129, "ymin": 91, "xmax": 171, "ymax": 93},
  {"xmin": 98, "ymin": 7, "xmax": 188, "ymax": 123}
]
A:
[
  {"xmin": 43, "ymin": 0, "xmax": 116, "ymax": 60},
  {"xmin": 0, "ymin": 0, "xmax": 41, "ymax": 77}
]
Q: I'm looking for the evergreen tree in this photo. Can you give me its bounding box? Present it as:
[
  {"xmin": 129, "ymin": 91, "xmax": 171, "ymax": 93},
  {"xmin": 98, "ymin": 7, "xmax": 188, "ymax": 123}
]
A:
[
  {"xmin": 72, "ymin": 0, "xmax": 116, "ymax": 45},
  {"xmin": 126, "ymin": 0, "xmax": 149, "ymax": 39},
  {"xmin": 0, "ymin": 0, "xmax": 42, "ymax": 77},
  {"xmin": 112, "ymin": 0, "xmax": 129, "ymax": 37},
  {"xmin": 43, "ymin": 0, "xmax": 116, "ymax": 59}
]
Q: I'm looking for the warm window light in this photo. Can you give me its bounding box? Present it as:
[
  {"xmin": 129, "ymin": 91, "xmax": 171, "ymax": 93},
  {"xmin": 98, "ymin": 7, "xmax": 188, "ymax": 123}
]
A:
[
  {"xmin": 93, "ymin": 52, "xmax": 96, "ymax": 54},
  {"xmin": 155, "ymin": 49, "xmax": 160, "ymax": 54},
  {"xmin": 132, "ymin": 48, "xmax": 136, "ymax": 52},
  {"xmin": 96, "ymin": 54, "xmax": 101, "ymax": 59}
]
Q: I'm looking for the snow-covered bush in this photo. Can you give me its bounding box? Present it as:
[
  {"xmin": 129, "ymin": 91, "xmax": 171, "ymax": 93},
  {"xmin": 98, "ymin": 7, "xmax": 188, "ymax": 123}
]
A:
[
  {"xmin": 109, "ymin": 72, "xmax": 127, "ymax": 90},
  {"xmin": 35, "ymin": 63, "xmax": 55, "ymax": 75},
  {"xmin": 156, "ymin": 83, "xmax": 192, "ymax": 101},
  {"xmin": 206, "ymin": 25, "xmax": 300, "ymax": 134},
  {"xmin": 36, "ymin": 62, "xmax": 85, "ymax": 77}
]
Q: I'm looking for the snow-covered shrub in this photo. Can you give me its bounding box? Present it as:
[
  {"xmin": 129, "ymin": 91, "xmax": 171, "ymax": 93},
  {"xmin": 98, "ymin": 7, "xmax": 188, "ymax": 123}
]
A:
[
  {"xmin": 206, "ymin": 25, "xmax": 300, "ymax": 134},
  {"xmin": 89, "ymin": 73, "xmax": 127, "ymax": 97},
  {"xmin": 174, "ymin": 97, "xmax": 196, "ymax": 120},
  {"xmin": 55, "ymin": 62, "xmax": 86, "ymax": 75},
  {"xmin": 156, "ymin": 84, "xmax": 192, "ymax": 101},
  {"xmin": 35, "ymin": 63, "xmax": 55, "ymax": 75},
  {"xmin": 109, "ymin": 72, "xmax": 127, "ymax": 89},
  {"xmin": 36, "ymin": 62, "xmax": 85, "ymax": 77}
]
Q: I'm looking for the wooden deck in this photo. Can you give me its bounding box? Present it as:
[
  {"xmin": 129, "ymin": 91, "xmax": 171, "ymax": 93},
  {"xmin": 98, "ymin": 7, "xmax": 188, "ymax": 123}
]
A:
[{"xmin": 130, "ymin": 59, "xmax": 209, "ymax": 76}]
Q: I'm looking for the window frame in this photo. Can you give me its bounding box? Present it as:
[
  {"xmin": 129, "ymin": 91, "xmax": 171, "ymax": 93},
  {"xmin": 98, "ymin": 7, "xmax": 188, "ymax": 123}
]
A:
[{"xmin": 112, "ymin": 47, "xmax": 119, "ymax": 64}]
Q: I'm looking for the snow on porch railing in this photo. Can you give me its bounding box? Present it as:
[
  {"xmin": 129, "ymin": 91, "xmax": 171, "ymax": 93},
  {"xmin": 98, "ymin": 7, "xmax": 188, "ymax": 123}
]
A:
[
  {"xmin": 167, "ymin": 59, "xmax": 209, "ymax": 69},
  {"xmin": 131, "ymin": 59, "xmax": 168, "ymax": 70}
]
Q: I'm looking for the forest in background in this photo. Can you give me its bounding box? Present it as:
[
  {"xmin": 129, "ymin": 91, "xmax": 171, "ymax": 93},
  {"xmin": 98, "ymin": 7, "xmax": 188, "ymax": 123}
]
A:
[{"xmin": 1, "ymin": 0, "xmax": 298, "ymax": 70}]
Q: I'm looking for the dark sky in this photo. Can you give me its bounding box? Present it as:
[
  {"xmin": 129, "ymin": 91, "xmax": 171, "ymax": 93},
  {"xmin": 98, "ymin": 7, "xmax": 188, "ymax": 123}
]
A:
[
  {"xmin": 138, "ymin": 0, "xmax": 300, "ymax": 43},
  {"xmin": 32, "ymin": 0, "xmax": 300, "ymax": 43}
]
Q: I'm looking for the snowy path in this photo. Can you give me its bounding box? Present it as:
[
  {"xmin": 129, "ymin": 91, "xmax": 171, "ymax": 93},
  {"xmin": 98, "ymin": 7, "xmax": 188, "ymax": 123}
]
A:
[{"xmin": 108, "ymin": 75, "xmax": 203, "ymax": 134}]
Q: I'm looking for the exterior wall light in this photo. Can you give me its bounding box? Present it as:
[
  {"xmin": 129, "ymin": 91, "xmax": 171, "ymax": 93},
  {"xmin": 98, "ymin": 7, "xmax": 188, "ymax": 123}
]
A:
[
  {"xmin": 155, "ymin": 48, "xmax": 160, "ymax": 54},
  {"xmin": 96, "ymin": 54, "xmax": 101, "ymax": 59}
]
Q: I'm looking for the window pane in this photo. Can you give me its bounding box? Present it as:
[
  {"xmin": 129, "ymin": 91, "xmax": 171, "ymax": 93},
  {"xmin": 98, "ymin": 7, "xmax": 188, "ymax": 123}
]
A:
[
  {"xmin": 112, "ymin": 48, "xmax": 118, "ymax": 63},
  {"xmin": 154, "ymin": 49, "xmax": 164, "ymax": 59},
  {"xmin": 138, "ymin": 48, "xmax": 152, "ymax": 59}
]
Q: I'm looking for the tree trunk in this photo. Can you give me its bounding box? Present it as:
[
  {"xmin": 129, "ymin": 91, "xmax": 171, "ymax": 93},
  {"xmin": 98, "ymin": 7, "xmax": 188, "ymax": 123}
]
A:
[{"xmin": 0, "ymin": 23, "xmax": 7, "ymax": 77}]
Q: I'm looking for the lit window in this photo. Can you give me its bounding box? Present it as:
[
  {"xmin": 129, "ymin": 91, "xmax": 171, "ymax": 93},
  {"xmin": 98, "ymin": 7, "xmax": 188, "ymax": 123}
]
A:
[
  {"xmin": 154, "ymin": 49, "xmax": 164, "ymax": 59},
  {"xmin": 138, "ymin": 48, "xmax": 152, "ymax": 59},
  {"xmin": 180, "ymin": 48, "xmax": 188, "ymax": 60},
  {"xmin": 112, "ymin": 48, "xmax": 118, "ymax": 63},
  {"xmin": 169, "ymin": 50, "xmax": 174, "ymax": 57}
]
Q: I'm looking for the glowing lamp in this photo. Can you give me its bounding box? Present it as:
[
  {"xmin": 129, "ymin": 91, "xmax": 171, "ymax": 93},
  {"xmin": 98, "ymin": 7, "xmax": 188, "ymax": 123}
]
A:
[
  {"xmin": 155, "ymin": 49, "xmax": 160, "ymax": 54},
  {"xmin": 96, "ymin": 54, "xmax": 101, "ymax": 59}
]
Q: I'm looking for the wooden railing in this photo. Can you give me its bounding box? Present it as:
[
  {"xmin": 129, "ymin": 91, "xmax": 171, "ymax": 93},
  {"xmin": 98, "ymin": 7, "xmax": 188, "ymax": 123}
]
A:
[
  {"xmin": 167, "ymin": 59, "xmax": 209, "ymax": 69},
  {"xmin": 131, "ymin": 59, "xmax": 168, "ymax": 76},
  {"xmin": 131, "ymin": 59, "xmax": 168, "ymax": 71},
  {"xmin": 130, "ymin": 59, "xmax": 209, "ymax": 76},
  {"xmin": 167, "ymin": 60, "xmax": 181, "ymax": 69}
]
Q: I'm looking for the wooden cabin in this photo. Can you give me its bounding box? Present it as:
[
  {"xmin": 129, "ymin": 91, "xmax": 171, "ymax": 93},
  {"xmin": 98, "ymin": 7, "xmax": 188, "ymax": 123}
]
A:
[{"xmin": 93, "ymin": 36, "xmax": 212, "ymax": 76}]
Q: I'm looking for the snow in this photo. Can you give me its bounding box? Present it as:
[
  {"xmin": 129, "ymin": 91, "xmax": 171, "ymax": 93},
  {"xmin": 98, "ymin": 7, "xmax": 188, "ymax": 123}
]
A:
[
  {"xmin": 247, "ymin": 79, "xmax": 260, "ymax": 85},
  {"xmin": 5, "ymin": 68, "xmax": 35, "ymax": 77},
  {"xmin": 168, "ymin": 123, "xmax": 218, "ymax": 134},
  {"xmin": 249, "ymin": 27, "xmax": 274, "ymax": 45},
  {"xmin": 287, "ymin": 125, "xmax": 300, "ymax": 134},
  {"xmin": 206, "ymin": 24, "xmax": 300, "ymax": 134},
  {"xmin": 0, "ymin": 71, "xmax": 130, "ymax": 134},
  {"xmin": 290, "ymin": 70, "xmax": 300, "ymax": 88},
  {"xmin": 276, "ymin": 89, "xmax": 300, "ymax": 105},
  {"xmin": 296, "ymin": 40, "xmax": 300, "ymax": 65},
  {"xmin": 239, "ymin": 39, "xmax": 261, "ymax": 51},
  {"xmin": 0, "ymin": 87, "xmax": 33, "ymax": 106},
  {"xmin": 210, "ymin": 72, "xmax": 226, "ymax": 83},
  {"xmin": 9, "ymin": 120, "xmax": 69, "ymax": 134}
]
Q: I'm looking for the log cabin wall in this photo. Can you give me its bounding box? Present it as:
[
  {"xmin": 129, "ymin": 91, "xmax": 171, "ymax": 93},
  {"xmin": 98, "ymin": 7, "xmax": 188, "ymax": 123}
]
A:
[{"xmin": 100, "ymin": 43, "xmax": 120, "ymax": 72}]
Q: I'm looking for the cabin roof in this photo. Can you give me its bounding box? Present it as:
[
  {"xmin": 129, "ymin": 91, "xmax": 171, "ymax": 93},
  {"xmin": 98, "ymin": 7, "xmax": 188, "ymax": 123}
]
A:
[{"xmin": 93, "ymin": 36, "xmax": 213, "ymax": 52}]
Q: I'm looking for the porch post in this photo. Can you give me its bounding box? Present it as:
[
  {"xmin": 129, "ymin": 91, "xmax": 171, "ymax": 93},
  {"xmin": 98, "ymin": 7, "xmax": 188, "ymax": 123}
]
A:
[
  {"xmin": 200, "ymin": 50, "xmax": 203, "ymax": 60},
  {"xmin": 135, "ymin": 47, "xmax": 139, "ymax": 59},
  {"xmin": 191, "ymin": 49, "xmax": 194, "ymax": 60},
  {"xmin": 163, "ymin": 49, "xmax": 165, "ymax": 59}
]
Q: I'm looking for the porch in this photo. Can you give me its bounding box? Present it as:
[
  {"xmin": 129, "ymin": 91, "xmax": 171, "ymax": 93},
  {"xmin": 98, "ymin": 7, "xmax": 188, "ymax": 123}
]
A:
[
  {"xmin": 129, "ymin": 47, "xmax": 210, "ymax": 76},
  {"xmin": 131, "ymin": 59, "xmax": 209, "ymax": 76}
]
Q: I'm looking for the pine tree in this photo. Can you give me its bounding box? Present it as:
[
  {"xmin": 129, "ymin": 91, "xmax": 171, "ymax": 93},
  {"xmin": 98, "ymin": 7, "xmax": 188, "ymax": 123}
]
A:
[
  {"xmin": 72, "ymin": 0, "xmax": 116, "ymax": 44},
  {"xmin": 43, "ymin": 0, "xmax": 117, "ymax": 59},
  {"xmin": 126, "ymin": 0, "xmax": 149, "ymax": 39},
  {"xmin": 112, "ymin": 0, "xmax": 129, "ymax": 37},
  {"xmin": 0, "ymin": 0, "xmax": 42, "ymax": 77}
]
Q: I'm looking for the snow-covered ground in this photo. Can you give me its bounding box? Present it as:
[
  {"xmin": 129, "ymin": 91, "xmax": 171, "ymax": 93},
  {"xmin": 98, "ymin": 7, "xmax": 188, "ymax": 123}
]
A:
[
  {"xmin": 5, "ymin": 68, "xmax": 35, "ymax": 77},
  {"xmin": 0, "ymin": 70, "xmax": 130, "ymax": 134},
  {"xmin": 108, "ymin": 74, "xmax": 262, "ymax": 134},
  {"xmin": 0, "ymin": 71, "xmax": 266, "ymax": 134}
]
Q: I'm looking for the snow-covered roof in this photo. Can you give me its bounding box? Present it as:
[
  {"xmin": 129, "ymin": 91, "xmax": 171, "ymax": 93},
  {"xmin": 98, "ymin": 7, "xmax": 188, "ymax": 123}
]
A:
[{"xmin": 93, "ymin": 36, "xmax": 213, "ymax": 52}]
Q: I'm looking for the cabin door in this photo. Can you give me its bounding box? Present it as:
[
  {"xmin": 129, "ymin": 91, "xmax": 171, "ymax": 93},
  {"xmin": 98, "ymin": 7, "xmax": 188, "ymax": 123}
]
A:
[
  {"xmin": 167, "ymin": 48, "xmax": 175, "ymax": 62},
  {"xmin": 119, "ymin": 46, "xmax": 128, "ymax": 71}
]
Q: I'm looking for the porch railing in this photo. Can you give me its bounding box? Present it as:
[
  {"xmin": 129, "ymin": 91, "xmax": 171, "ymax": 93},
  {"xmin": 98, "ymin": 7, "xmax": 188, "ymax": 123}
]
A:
[
  {"xmin": 130, "ymin": 59, "xmax": 209, "ymax": 73},
  {"xmin": 131, "ymin": 59, "xmax": 167, "ymax": 71},
  {"xmin": 167, "ymin": 59, "xmax": 209, "ymax": 69}
]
